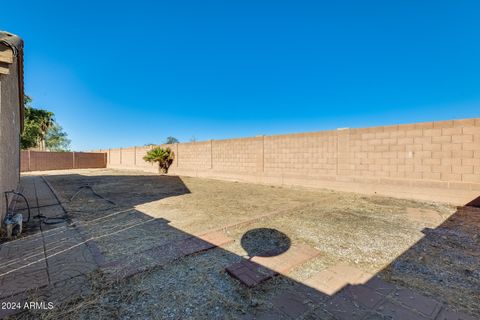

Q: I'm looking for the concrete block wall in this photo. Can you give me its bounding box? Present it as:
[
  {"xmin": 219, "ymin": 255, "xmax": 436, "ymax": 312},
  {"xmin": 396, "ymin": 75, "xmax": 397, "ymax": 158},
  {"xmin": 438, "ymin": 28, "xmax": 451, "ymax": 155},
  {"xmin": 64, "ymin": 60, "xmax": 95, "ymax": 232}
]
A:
[
  {"xmin": 213, "ymin": 137, "xmax": 261, "ymax": 172},
  {"xmin": 178, "ymin": 141, "xmax": 212, "ymax": 171},
  {"xmin": 20, "ymin": 151, "xmax": 106, "ymax": 172},
  {"xmin": 344, "ymin": 119, "xmax": 480, "ymax": 184},
  {"xmin": 75, "ymin": 151, "xmax": 107, "ymax": 169},
  {"xmin": 264, "ymin": 131, "xmax": 337, "ymax": 177},
  {"xmin": 98, "ymin": 118, "xmax": 480, "ymax": 204}
]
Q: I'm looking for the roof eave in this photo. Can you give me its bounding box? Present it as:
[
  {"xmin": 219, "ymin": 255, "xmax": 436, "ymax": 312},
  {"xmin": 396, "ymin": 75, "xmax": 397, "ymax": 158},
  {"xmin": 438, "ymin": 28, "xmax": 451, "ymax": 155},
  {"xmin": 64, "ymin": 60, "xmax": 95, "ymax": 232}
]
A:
[{"xmin": 0, "ymin": 31, "xmax": 24, "ymax": 132}]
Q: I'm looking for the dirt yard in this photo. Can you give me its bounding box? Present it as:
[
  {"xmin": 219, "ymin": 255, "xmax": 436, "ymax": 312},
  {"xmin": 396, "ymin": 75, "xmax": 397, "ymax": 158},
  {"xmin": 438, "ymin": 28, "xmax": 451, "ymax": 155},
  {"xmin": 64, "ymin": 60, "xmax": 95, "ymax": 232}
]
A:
[{"xmin": 15, "ymin": 168, "xmax": 479, "ymax": 319}]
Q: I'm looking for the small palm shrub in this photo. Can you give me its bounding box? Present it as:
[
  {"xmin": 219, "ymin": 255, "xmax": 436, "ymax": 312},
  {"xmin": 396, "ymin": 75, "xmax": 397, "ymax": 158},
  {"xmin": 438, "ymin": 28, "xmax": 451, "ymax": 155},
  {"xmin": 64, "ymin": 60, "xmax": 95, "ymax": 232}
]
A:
[{"xmin": 143, "ymin": 147, "xmax": 175, "ymax": 174}]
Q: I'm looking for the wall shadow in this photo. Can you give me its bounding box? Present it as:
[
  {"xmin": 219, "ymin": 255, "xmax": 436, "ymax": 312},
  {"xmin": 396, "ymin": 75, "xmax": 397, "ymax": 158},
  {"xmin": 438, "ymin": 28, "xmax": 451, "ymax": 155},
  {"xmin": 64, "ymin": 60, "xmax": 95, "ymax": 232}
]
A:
[
  {"xmin": 374, "ymin": 204, "xmax": 480, "ymax": 318},
  {"xmin": 45, "ymin": 173, "xmax": 190, "ymax": 211},
  {"xmin": 465, "ymin": 196, "xmax": 480, "ymax": 208}
]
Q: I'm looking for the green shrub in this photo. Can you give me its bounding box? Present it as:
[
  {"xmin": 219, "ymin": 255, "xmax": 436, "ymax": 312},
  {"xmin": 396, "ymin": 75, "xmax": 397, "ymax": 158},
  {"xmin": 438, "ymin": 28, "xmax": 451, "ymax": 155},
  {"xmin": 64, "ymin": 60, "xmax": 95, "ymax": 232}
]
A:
[{"xmin": 143, "ymin": 147, "xmax": 175, "ymax": 174}]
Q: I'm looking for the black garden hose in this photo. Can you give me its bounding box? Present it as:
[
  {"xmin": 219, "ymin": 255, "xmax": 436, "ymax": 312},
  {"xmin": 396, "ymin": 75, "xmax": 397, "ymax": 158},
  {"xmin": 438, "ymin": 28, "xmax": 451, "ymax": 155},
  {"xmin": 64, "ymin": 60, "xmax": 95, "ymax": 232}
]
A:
[
  {"xmin": 67, "ymin": 185, "xmax": 116, "ymax": 213},
  {"xmin": 4, "ymin": 190, "xmax": 31, "ymax": 223}
]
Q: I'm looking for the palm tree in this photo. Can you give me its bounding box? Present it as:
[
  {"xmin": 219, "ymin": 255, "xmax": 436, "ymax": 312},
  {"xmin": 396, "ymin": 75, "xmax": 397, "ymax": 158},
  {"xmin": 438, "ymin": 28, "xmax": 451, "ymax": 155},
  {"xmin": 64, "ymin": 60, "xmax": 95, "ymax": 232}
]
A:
[
  {"xmin": 143, "ymin": 147, "xmax": 175, "ymax": 174},
  {"xmin": 33, "ymin": 109, "xmax": 54, "ymax": 150},
  {"xmin": 23, "ymin": 106, "xmax": 54, "ymax": 150}
]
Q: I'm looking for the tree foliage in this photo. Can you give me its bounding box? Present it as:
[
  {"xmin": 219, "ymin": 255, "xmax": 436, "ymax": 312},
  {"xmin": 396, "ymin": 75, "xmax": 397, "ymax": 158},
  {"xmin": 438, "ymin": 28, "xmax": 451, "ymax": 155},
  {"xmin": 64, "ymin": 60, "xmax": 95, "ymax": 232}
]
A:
[
  {"xmin": 165, "ymin": 136, "xmax": 179, "ymax": 144},
  {"xmin": 20, "ymin": 95, "xmax": 71, "ymax": 151},
  {"xmin": 21, "ymin": 96, "xmax": 54, "ymax": 149},
  {"xmin": 45, "ymin": 123, "xmax": 71, "ymax": 151},
  {"xmin": 143, "ymin": 147, "xmax": 175, "ymax": 174}
]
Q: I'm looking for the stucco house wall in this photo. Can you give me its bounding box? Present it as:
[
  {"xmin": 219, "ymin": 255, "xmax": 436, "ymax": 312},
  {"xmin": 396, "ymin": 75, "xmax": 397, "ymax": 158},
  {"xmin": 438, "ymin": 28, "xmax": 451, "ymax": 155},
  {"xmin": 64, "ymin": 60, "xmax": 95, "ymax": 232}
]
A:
[{"xmin": 0, "ymin": 32, "xmax": 23, "ymax": 223}]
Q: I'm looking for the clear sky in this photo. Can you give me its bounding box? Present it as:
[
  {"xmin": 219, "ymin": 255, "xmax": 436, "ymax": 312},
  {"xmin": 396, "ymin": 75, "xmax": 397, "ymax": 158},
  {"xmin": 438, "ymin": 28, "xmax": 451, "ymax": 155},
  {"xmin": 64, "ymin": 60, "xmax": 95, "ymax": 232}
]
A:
[{"xmin": 2, "ymin": 1, "xmax": 479, "ymax": 150}]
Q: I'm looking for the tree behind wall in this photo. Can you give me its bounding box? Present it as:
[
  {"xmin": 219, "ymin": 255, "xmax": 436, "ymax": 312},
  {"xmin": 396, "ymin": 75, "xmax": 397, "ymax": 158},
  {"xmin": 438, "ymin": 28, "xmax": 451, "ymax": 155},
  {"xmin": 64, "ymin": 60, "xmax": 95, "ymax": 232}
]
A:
[
  {"xmin": 21, "ymin": 95, "xmax": 71, "ymax": 151},
  {"xmin": 45, "ymin": 123, "xmax": 71, "ymax": 151},
  {"xmin": 165, "ymin": 136, "xmax": 179, "ymax": 144}
]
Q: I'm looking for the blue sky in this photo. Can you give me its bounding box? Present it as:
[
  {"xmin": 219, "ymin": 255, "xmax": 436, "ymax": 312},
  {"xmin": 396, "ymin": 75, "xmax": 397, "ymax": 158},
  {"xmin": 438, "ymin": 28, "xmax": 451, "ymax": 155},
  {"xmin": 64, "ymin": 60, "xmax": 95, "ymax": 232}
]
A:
[{"xmin": 2, "ymin": 1, "xmax": 479, "ymax": 150}]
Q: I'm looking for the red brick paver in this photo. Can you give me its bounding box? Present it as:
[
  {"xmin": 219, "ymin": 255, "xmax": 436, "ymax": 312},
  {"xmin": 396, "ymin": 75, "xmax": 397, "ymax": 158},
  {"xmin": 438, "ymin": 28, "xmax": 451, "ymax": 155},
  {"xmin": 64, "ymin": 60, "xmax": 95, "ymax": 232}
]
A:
[
  {"xmin": 391, "ymin": 287, "xmax": 443, "ymax": 318},
  {"xmin": 324, "ymin": 292, "xmax": 370, "ymax": 320},
  {"xmin": 304, "ymin": 263, "xmax": 373, "ymax": 295},
  {"xmin": 435, "ymin": 307, "xmax": 477, "ymax": 320},
  {"xmin": 271, "ymin": 291, "xmax": 312, "ymax": 319},
  {"xmin": 374, "ymin": 300, "xmax": 430, "ymax": 320},
  {"xmin": 241, "ymin": 260, "xmax": 477, "ymax": 320},
  {"xmin": 251, "ymin": 244, "xmax": 321, "ymax": 274},
  {"xmin": 197, "ymin": 231, "xmax": 234, "ymax": 247},
  {"xmin": 226, "ymin": 244, "xmax": 321, "ymax": 287},
  {"xmin": 102, "ymin": 231, "xmax": 234, "ymax": 282},
  {"xmin": 226, "ymin": 260, "xmax": 276, "ymax": 287}
]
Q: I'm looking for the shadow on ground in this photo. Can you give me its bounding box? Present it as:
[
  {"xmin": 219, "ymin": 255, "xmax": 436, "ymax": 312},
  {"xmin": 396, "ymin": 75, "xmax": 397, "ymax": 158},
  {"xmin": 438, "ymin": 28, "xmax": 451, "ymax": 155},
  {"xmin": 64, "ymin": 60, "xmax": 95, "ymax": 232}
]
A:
[{"xmin": 0, "ymin": 171, "xmax": 477, "ymax": 319}]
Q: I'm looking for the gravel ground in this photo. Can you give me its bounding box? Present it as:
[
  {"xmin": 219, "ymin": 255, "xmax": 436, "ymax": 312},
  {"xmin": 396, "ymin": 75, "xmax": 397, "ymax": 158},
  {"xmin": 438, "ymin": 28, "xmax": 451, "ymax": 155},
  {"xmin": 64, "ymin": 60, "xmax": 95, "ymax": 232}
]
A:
[{"xmin": 16, "ymin": 168, "xmax": 478, "ymax": 319}]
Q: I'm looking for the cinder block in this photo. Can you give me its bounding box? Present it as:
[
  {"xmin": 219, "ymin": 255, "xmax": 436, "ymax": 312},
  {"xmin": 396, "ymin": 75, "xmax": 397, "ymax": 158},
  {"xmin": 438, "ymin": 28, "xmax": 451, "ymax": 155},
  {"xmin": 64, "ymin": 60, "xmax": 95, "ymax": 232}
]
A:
[
  {"xmin": 406, "ymin": 129, "xmax": 423, "ymax": 137},
  {"xmin": 381, "ymin": 138, "xmax": 397, "ymax": 145},
  {"xmin": 390, "ymin": 171, "xmax": 406, "ymax": 178},
  {"xmin": 462, "ymin": 158, "xmax": 480, "ymax": 166},
  {"xmin": 383, "ymin": 125, "xmax": 399, "ymax": 132},
  {"xmin": 414, "ymin": 137, "xmax": 432, "ymax": 144},
  {"xmin": 415, "ymin": 122, "xmax": 434, "ymax": 129},
  {"xmin": 432, "ymin": 136, "xmax": 451, "ymax": 143},
  {"xmin": 423, "ymin": 158, "xmax": 441, "ymax": 165},
  {"xmin": 390, "ymin": 145, "xmax": 406, "ymax": 151},
  {"xmin": 361, "ymin": 133, "xmax": 376, "ymax": 139},
  {"xmin": 462, "ymin": 173, "xmax": 480, "ymax": 183},
  {"xmin": 389, "ymin": 131, "xmax": 406, "ymax": 138},
  {"xmin": 442, "ymin": 127, "xmax": 462, "ymax": 136},
  {"xmin": 381, "ymin": 152, "xmax": 397, "ymax": 159},
  {"xmin": 441, "ymin": 158, "xmax": 461, "ymax": 166},
  {"xmin": 397, "ymin": 123, "xmax": 416, "ymax": 131},
  {"xmin": 398, "ymin": 137, "xmax": 414, "ymax": 145},
  {"xmin": 442, "ymin": 144, "xmax": 462, "ymax": 151},
  {"xmin": 414, "ymin": 165, "xmax": 432, "ymax": 173},
  {"xmin": 405, "ymin": 171, "xmax": 422, "ymax": 179},
  {"xmin": 452, "ymin": 135, "xmax": 473, "ymax": 143},
  {"xmin": 389, "ymin": 158, "xmax": 405, "ymax": 165},
  {"xmin": 422, "ymin": 172, "xmax": 441, "ymax": 180},
  {"xmin": 415, "ymin": 151, "xmax": 432, "ymax": 158},
  {"xmin": 423, "ymin": 144, "xmax": 441, "ymax": 151},
  {"xmin": 432, "ymin": 165, "xmax": 451, "ymax": 174},
  {"xmin": 453, "ymin": 119, "xmax": 476, "ymax": 127},
  {"xmin": 432, "ymin": 151, "xmax": 452, "ymax": 159},
  {"xmin": 423, "ymin": 129, "xmax": 442, "ymax": 137},
  {"xmin": 441, "ymin": 173, "xmax": 462, "ymax": 181},
  {"xmin": 452, "ymin": 150, "xmax": 474, "ymax": 158},
  {"xmin": 452, "ymin": 165, "xmax": 474, "ymax": 174},
  {"xmin": 375, "ymin": 132, "xmax": 390, "ymax": 139},
  {"xmin": 462, "ymin": 127, "xmax": 480, "ymax": 135},
  {"xmin": 373, "ymin": 158, "xmax": 388, "ymax": 165},
  {"xmin": 405, "ymin": 158, "xmax": 423, "ymax": 165},
  {"xmin": 405, "ymin": 144, "xmax": 423, "ymax": 152},
  {"xmin": 433, "ymin": 120, "xmax": 454, "ymax": 128},
  {"xmin": 374, "ymin": 145, "xmax": 389, "ymax": 152},
  {"xmin": 462, "ymin": 143, "xmax": 480, "ymax": 151}
]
